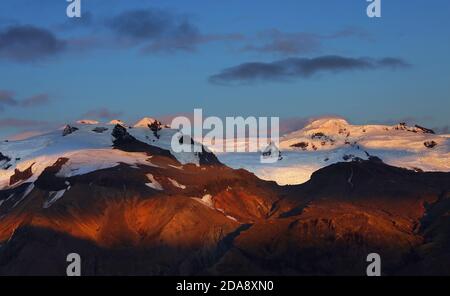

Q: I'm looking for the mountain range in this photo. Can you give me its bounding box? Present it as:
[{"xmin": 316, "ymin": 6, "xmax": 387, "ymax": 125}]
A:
[{"xmin": 0, "ymin": 117, "xmax": 449, "ymax": 275}]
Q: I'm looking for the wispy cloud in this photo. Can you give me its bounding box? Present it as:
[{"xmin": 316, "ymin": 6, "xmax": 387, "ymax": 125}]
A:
[
  {"xmin": 20, "ymin": 93, "xmax": 50, "ymax": 107},
  {"xmin": 107, "ymin": 8, "xmax": 243, "ymax": 53},
  {"xmin": 0, "ymin": 90, "xmax": 51, "ymax": 111},
  {"xmin": 6, "ymin": 130, "xmax": 46, "ymax": 141},
  {"xmin": 0, "ymin": 90, "xmax": 17, "ymax": 109},
  {"xmin": 0, "ymin": 25, "xmax": 66, "ymax": 62},
  {"xmin": 241, "ymin": 27, "xmax": 371, "ymax": 55},
  {"xmin": 0, "ymin": 118, "xmax": 49, "ymax": 128},
  {"xmin": 81, "ymin": 108, "xmax": 123, "ymax": 120},
  {"xmin": 209, "ymin": 55, "xmax": 410, "ymax": 85}
]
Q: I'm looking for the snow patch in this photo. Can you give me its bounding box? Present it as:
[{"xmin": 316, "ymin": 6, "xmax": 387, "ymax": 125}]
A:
[
  {"xmin": 168, "ymin": 178, "xmax": 186, "ymax": 189},
  {"xmin": 76, "ymin": 119, "xmax": 99, "ymax": 125},
  {"xmin": 226, "ymin": 215, "xmax": 238, "ymax": 222},
  {"xmin": 168, "ymin": 164, "xmax": 183, "ymax": 170},
  {"xmin": 145, "ymin": 173, "xmax": 163, "ymax": 190}
]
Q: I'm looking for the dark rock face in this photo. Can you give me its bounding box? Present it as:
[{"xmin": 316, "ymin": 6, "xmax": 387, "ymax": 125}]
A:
[
  {"xmin": 178, "ymin": 134, "xmax": 195, "ymax": 145},
  {"xmin": 396, "ymin": 122, "xmax": 436, "ymax": 134},
  {"xmin": 9, "ymin": 163, "xmax": 34, "ymax": 185},
  {"xmin": 176, "ymin": 134, "xmax": 222, "ymax": 165},
  {"xmin": 198, "ymin": 146, "xmax": 222, "ymax": 166},
  {"xmin": 0, "ymin": 152, "xmax": 11, "ymax": 169},
  {"xmin": 111, "ymin": 124, "xmax": 134, "ymax": 144},
  {"xmin": 62, "ymin": 125, "xmax": 79, "ymax": 136},
  {"xmin": 424, "ymin": 141, "xmax": 437, "ymax": 148},
  {"xmin": 34, "ymin": 158, "xmax": 69, "ymax": 191},
  {"xmin": 92, "ymin": 127, "xmax": 108, "ymax": 133},
  {"xmin": 0, "ymin": 152, "xmax": 10, "ymax": 163},
  {"xmin": 111, "ymin": 125, "xmax": 178, "ymax": 161},
  {"xmin": 290, "ymin": 142, "xmax": 309, "ymax": 150},
  {"xmin": 148, "ymin": 120, "xmax": 162, "ymax": 139},
  {"xmin": 415, "ymin": 124, "xmax": 435, "ymax": 134}
]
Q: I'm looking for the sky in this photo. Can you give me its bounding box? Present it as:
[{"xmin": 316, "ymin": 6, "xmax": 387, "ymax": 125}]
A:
[{"xmin": 0, "ymin": 0, "xmax": 449, "ymax": 138}]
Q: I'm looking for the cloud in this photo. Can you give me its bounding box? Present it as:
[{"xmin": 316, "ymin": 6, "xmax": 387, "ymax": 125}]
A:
[
  {"xmin": 241, "ymin": 28, "xmax": 371, "ymax": 55},
  {"xmin": 20, "ymin": 93, "xmax": 50, "ymax": 107},
  {"xmin": 108, "ymin": 9, "xmax": 174, "ymax": 41},
  {"xmin": 81, "ymin": 108, "xmax": 123, "ymax": 120},
  {"xmin": 0, "ymin": 90, "xmax": 18, "ymax": 109},
  {"xmin": 242, "ymin": 30, "xmax": 321, "ymax": 55},
  {"xmin": 0, "ymin": 90, "xmax": 51, "ymax": 111},
  {"xmin": 209, "ymin": 55, "xmax": 410, "ymax": 85},
  {"xmin": 107, "ymin": 8, "xmax": 242, "ymax": 53},
  {"xmin": 0, "ymin": 25, "xmax": 66, "ymax": 62}
]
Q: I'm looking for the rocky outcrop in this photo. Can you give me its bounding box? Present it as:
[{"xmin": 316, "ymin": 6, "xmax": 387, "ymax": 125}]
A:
[
  {"xmin": 424, "ymin": 140, "xmax": 437, "ymax": 148},
  {"xmin": 92, "ymin": 127, "xmax": 108, "ymax": 133},
  {"xmin": 9, "ymin": 163, "xmax": 34, "ymax": 185},
  {"xmin": 62, "ymin": 125, "xmax": 79, "ymax": 136}
]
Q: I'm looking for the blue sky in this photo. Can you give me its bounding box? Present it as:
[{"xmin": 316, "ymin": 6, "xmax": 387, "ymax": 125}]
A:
[{"xmin": 0, "ymin": 0, "xmax": 449, "ymax": 138}]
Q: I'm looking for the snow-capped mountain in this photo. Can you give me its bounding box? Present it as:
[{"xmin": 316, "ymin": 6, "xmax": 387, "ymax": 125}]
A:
[
  {"xmin": 76, "ymin": 119, "xmax": 100, "ymax": 125},
  {"xmin": 108, "ymin": 119, "xmax": 125, "ymax": 126},
  {"xmin": 1, "ymin": 116, "xmax": 450, "ymax": 275},
  {"xmin": 133, "ymin": 117, "xmax": 159, "ymax": 128},
  {"xmin": 217, "ymin": 117, "xmax": 450, "ymax": 185},
  {"xmin": 1, "ymin": 117, "xmax": 449, "ymax": 188},
  {"xmin": 0, "ymin": 118, "xmax": 218, "ymax": 190}
]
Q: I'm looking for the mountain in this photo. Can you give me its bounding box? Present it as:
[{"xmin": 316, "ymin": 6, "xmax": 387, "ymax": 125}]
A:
[
  {"xmin": 76, "ymin": 119, "xmax": 100, "ymax": 125},
  {"xmin": 0, "ymin": 120, "xmax": 449, "ymax": 275},
  {"xmin": 217, "ymin": 117, "xmax": 450, "ymax": 185},
  {"xmin": 133, "ymin": 117, "xmax": 159, "ymax": 128},
  {"xmin": 108, "ymin": 119, "xmax": 125, "ymax": 126}
]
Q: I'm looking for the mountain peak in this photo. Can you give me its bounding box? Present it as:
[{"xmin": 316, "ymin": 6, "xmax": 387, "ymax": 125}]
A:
[
  {"xmin": 109, "ymin": 119, "xmax": 125, "ymax": 126},
  {"xmin": 304, "ymin": 117, "xmax": 350, "ymax": 131},
  {"xmin": 134, "ymin": 117, "xmax": 157, "ymax": 128},
  {"xmin": 76, "ymin": 119, "xmax": 99, "ymax": 125}
]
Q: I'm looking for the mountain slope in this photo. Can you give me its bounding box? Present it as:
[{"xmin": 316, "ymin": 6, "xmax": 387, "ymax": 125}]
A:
[
  {"xmin": 0, "ymin": 122, "xmax": 449, "ymax": 275},
  {"xmin": 217, "ymin": 118, "xmax": 450, "ymax": 185}
]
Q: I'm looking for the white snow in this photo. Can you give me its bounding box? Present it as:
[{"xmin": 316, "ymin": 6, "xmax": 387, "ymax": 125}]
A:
[
  {"xmin": 108, "ymin": 119, "xmax": 126, "ymax": 126},
  {"xmin": 0, "ymin": 123, "xmax": 200, "ymax": 190},
  {"xmin": 133, "ymin": 117, "xmax": 158, "ymax": 128},
  {"xmin": 55, "ymin": 149, "xmax": 159, "ymax": 178},
  {"xmin": 145, "ymin": 173, "xmax": 163, "ymax": 190},
  {"xmin": 76, "ymin": 119, "xmax": 99, "ymax": 125},
  {"xmin": 1, "ymin": 117, "xmax": 448, "ymax": 190},
  {"xmin": 168, "ymin": 164, "xmax": 184, "ymax": 170},
  {"xmin": 216, "ymin": 118, "xmax": 450, "ymax": 185},
  {"xmin": 226, "ymin": 215, "xmax": 238, "ymax": 222},
  {"xmin": 43, "ymin": 189, "xmax": 66, "ymax": 208},
  {"xmin": 168, "ymin": 178, "xmax": 186, "ymax": 189},
  {"xmin": 200, "ymin": 194, "xmax": 214, "ymax": 207},
  {"xmin": 192, "ymin": 194, "xmax": 214, "ymax": 209}
]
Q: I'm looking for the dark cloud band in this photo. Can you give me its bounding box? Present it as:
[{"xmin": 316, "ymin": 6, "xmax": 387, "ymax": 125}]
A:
[{"xmin": 209, "ymin": 55, "xmax": 410, "ymax": 85}]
